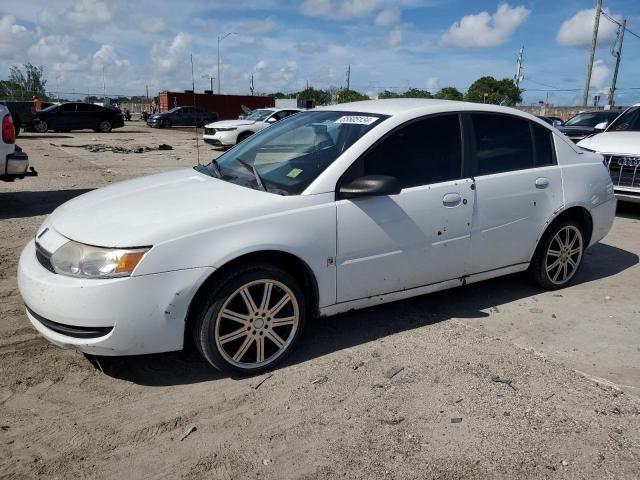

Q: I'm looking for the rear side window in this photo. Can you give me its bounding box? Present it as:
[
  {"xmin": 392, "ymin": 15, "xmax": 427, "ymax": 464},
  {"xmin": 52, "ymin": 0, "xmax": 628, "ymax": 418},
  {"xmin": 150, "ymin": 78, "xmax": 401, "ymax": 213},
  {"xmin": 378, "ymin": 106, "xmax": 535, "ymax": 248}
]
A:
[
  {"xmin": 532, "ymin": 123, "xmax": 555, "ymax": 166},
  {"xmin": 356, "ymin": 114, "xmax": 463, "ymax": 188},
  {"xmin": 473, "ymin": 113, "xmax": 534, "ymax": 175}
]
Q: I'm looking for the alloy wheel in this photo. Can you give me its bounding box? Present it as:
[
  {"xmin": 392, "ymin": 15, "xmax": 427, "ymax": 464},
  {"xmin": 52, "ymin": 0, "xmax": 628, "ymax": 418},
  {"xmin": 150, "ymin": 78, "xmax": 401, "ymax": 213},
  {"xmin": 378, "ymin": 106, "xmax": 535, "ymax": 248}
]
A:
[
  {"xmin": 545, "ymin": 225, "xmax": 583, "ymax": 285},
  {"xmin": 214, "ymin": 279, "xmax": 300, "ymax": 369}
]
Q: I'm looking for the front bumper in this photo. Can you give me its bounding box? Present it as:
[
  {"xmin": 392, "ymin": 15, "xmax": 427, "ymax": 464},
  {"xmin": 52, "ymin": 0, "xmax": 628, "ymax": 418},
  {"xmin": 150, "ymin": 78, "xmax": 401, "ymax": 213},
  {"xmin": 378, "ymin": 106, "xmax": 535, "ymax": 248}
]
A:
[
  {"xmin": 18, "ymin": 240, "xmax": 214, "ymax": 356},
  {"xmin": 615, "ymin": 189, "xmax": 640, "ymax": 203},
  {"xmin": 203, "ymin": 131, "xmax": 237, "ymax": 146}
]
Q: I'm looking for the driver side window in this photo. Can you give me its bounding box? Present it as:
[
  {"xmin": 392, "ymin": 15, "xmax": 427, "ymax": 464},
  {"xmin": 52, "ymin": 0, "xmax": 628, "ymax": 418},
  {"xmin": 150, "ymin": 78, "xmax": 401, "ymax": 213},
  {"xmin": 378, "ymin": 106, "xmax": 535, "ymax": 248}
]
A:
[{"xmin": 348, "ymin": 114, "xmax": 463, "ymax": 189}]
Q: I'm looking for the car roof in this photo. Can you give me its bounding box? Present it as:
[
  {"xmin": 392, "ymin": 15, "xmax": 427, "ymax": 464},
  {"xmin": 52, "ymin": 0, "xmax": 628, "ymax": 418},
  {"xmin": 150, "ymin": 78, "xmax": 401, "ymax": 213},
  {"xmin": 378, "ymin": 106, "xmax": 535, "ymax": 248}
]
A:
[{"xmin": 314, "ymin": 98, "xmax": 546, "ymax": 123}]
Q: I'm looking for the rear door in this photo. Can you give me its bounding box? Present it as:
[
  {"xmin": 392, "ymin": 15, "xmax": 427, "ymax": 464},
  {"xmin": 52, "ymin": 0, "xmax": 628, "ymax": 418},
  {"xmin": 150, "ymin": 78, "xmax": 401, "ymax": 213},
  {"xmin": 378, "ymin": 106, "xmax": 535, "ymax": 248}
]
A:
[
  {"xmin": 466, "ymin": 113, "xmax": 563, "ymax": 274},
  {"xmin": 75, "ymin": 103, "xmax": 103, "ymax": 130},
  {"xmin": 54, "ymin": 103, "xmax": 77, "ymax": 130},
  {"xmin": 336, "ymin": 114, "xmax": 474, "ymax": 302}
]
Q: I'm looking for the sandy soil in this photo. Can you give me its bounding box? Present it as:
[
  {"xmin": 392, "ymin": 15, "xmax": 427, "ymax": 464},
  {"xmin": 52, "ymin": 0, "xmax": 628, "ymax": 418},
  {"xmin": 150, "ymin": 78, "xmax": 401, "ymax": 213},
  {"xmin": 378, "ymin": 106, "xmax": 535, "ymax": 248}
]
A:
[{"xmin": 1, "ymin": 123, "xmax": 639, "ymax": 479}]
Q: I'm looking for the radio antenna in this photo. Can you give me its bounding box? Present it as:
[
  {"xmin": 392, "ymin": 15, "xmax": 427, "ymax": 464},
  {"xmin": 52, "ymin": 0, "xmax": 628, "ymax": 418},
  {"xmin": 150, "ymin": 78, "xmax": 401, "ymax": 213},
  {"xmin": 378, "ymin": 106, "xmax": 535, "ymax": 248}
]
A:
[{"xmin": 191, "ymin": 53, "xmax": 201, "ymax": 166}]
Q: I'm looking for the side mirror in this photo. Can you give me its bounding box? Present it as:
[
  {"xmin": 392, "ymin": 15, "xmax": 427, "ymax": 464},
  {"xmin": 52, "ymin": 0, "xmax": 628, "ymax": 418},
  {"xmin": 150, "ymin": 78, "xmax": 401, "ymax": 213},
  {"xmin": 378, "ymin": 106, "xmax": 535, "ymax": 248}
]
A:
[
  {"xmin": 339, "ymin": 175, "xmax": 402, "ymax": 199},
  {"xmin": 266, "ymin": 117, "xmax": 277, "ymax": 123},
  {"xmin": 552, "ymin": 120, "xmax": 563, "ymax": 128},
  {"xmin": 594, "ymin": 122, "xmax": 607, "ymax": 131}
]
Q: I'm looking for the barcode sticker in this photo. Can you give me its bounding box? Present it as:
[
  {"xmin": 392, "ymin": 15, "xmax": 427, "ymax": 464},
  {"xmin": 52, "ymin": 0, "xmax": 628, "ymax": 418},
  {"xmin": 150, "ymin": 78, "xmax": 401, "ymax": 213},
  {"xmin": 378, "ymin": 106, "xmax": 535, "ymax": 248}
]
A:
[{"xmin": 335, "ymin": 116, "xmax": 379, "ymax": 125}]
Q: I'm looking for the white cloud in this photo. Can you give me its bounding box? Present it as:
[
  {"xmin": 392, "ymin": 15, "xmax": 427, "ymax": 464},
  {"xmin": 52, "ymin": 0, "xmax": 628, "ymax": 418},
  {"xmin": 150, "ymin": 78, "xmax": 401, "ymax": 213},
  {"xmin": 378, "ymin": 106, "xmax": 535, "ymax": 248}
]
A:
[
  {"xmin": 590, "ymin": 59, "xmax": 609, "ymax": 87},
  {"xmin": 441, "ymin": 4, "xmax": 530, "ymax": 48},
  {"xmin": 300, "ymin": 0, "xmax": 383, "ymax": 20},
  {"xmin": 0, "ymin": 15, "xmax": 33, "ymax": 60},
  {"xmin": 141, "ymin": 18, "xmax": 166, "ymax": 34},
  {"xmin": 426, "ymin": 76, "xmax": 438, "ymax": 90},
  {"xmin": 300, "ymin": 0, "xmax": 334, "ymax": 17},
  {"xmin": 93, "ymin": 44, "xmax": 129, "ymax": 72},
  {"xmin": 151, "ymin": 32, "xmax": 192, "ymax": 75},
  {"xmin": 242, "ymin": 17, "xmax": 277, "ymax": 34},
  {"xmin": 388, "ymin": 27, "xmax": 403, "ymax": 47},
  {"xmin": 39, "ymin": 0, "xmax": 119, "ymax": 32},
  {"xmin": 376, "ymin": 8, "xmax": 401, "ymax": 26},
  {"xmin": 556, "ymin": 8, "xmax": 621, "ymax": 47}
]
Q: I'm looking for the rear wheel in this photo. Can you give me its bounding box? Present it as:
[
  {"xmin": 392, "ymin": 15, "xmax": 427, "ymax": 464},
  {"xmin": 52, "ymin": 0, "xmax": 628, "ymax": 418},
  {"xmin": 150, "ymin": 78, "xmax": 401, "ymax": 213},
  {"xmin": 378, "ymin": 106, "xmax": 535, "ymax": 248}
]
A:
[
  {"xmin": 192, "ymin": 263, "xmax": 306, "ymax": 375},
  {"xmin": 530, "ymin": 220, "xmax": 585, "ymax": 289},
  {"xmin": 98, "ymin": 120, "xmax": 112, "ymax": 133},
  {"xmin": 33, "ymin": 120, "xmax": 48, "ymax": 133}
]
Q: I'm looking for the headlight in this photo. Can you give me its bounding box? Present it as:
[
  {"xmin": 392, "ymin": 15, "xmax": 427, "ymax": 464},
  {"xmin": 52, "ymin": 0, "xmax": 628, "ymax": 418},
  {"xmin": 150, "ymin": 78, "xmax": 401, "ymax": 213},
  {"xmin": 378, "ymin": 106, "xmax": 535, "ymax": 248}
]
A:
[
  {"xmin": 215, "ymin": 127, "xmax": 237, "ymax": 132},
  {"xmin": 50, "ymin": 241, "xmax": 149, "ymax": 278}
]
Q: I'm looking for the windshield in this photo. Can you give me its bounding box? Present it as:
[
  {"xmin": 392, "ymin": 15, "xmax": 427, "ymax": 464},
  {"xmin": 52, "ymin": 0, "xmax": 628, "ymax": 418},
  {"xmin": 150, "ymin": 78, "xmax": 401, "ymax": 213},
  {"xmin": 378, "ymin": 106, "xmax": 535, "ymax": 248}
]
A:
[
  {"xmin": 166, "ymin": 107, "xmax": 180, "ymax": 114},
  {"xmin": 564, "ymin": 112, "xmax": 614, "ymax": 127},
  {"xmin": 245, "ymin": 109, "xmax": 274, "ymax": 121},
  {"xmin": 41, "ymin": 104, "xmax": 59, "ymax": 112},
  {"xmin": 198, "ymin": 110, "xmax": 387, "ymax": 195},
  {"xmin": 606, "ymin": 106, "xmax": 640, "ymax": 132}
]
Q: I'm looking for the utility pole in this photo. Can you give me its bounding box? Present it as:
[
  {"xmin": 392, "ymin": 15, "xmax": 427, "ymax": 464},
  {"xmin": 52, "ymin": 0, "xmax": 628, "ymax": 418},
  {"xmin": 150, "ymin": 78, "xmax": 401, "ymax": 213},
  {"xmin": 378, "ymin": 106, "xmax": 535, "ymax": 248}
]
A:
[
  {"xmin": 513, "ymin": 46, "xmax": 524, "ymax": 88},
  {"xmin": 202, "ymin": 75, "xmax": 215, "ymax": 92},
  {"xmin": 249, "ymin": 73, "xmax": 254, "ymax": 95},
  {"xmin": 607, "ymin": 18, "xmax": 626, "ymax": 107},
  {"xmin": 145, "ymin": 84, "xmax": 149, "ymax": 101},
  {"xmin": 217, "ymin": 32, "xmax": 236, "ymax": 94},
  {"xmin": 102, "ymin": 65, "xmax": 106, "ymax": 102},
  {"xmin": 346, "ymin": 64, "xmax": 351, "ymax": 91},
  {"xmin": 582, "ymin": 0, "xmax": 602, "ymax": 107}
]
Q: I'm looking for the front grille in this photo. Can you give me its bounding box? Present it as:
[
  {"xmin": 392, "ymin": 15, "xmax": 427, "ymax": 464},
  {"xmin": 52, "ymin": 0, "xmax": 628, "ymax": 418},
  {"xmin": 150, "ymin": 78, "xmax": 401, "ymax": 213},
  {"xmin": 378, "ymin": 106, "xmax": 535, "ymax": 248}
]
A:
[
  {"xmin": 27, "ymin": 306, "xmax": 113, "ymax": 339},
  {"xmin": 204, "ymin": 127, "xmax": 216, "ymax": 135},
  {"xmin": 35, "ymin": 242, "xmax": 55, "ymax": 273},
  {"xmin": 604, "ymin": 155, "xmax": 640, "ymax": 190}
]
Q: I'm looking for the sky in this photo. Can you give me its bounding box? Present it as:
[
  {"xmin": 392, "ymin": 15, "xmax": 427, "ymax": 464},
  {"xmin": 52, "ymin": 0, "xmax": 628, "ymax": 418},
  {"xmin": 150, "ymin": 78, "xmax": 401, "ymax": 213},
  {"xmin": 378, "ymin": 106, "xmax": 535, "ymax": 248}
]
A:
[{"xmin": 1, "ymin": 0, "xmax": 639, "ymax": 105}]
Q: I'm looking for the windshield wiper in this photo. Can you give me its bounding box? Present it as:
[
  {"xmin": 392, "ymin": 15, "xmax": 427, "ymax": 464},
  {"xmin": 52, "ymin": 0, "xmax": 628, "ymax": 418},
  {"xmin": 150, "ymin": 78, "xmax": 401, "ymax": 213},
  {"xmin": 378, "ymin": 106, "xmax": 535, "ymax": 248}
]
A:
[
  {"xmin": 235, "ymin": 157, "xmax": 267, "ymax": 192},
  {"xmin": 210, "ymin": 159, "xmax": 223, "ymax": 178}
]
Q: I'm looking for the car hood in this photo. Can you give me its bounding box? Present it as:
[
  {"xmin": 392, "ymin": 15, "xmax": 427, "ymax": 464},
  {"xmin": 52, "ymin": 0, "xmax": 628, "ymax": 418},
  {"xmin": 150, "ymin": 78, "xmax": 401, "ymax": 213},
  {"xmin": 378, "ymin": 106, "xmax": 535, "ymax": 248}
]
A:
[
  {"xmin": 48, "ymin": 169, "xmax": 291, "ymax": 247},
  {"xmin": 577, "ymin": 132, "xmax": 640, "ymax": 155},
  {"xmin": 558, "ymin": 126, "xmax": 594, "ymax": 135},
  {"xmin": 205, "ymin": 119, "xmax": 258, "ymax": 128}
]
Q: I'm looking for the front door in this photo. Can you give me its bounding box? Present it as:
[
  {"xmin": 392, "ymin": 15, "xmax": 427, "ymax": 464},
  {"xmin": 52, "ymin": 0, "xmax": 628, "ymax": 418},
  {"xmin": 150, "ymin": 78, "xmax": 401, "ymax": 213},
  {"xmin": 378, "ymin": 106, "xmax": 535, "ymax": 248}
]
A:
[
  {"xmin": 336, "ymin": 114, "xmax": 474, "ymax": 302},
  {"xmin": 466, "ymin": 113, "xmax": 564, "ymax": 274}
]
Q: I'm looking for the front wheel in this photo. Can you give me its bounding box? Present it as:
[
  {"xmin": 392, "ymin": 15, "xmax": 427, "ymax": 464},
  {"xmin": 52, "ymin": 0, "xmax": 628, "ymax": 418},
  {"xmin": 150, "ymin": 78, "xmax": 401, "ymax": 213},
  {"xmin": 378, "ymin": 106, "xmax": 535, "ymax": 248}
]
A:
[
  {"xmin": 530, "ymin": 220, "xmax": 585, "ymax": 289},
  {"xmin": 192, "ymin": 264, "xmax": 306, "ymax": 375},
  {"xmin": 163, "ymin": 119, "xmax": 172, "ymax": 128}
]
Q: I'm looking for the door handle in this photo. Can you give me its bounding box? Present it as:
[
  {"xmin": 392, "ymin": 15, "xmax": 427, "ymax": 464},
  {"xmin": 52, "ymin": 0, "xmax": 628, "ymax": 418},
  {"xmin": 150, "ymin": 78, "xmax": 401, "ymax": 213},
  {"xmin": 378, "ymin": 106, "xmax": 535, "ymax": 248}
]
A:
[
  {"xmin": 535, "ymin": 177, "xmax": 550, "ymax": 189},
  {"xmin": 442, "ymin": 193, "xmax": 462, "ymax": 207}
]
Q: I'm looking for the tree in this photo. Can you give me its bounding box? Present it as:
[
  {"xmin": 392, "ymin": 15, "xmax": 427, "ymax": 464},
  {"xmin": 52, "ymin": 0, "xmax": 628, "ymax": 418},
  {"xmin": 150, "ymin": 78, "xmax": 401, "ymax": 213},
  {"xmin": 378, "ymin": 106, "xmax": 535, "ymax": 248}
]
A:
[
  {"xmin": 7, "ymin": 63, "xmax": 47, "ymax": 100},
  {"xmin": 434, "ymin": 87, "xmax": 464, "ymax": 101},
  {"xmin": 401, "ymin": 88, "xmax": 432, "ymax": 99},
  {"xmin": 268, "ymin": 92, "xmax": 290, "ymax": 99},
  {"xmin": 379, "ymin": 90, "xmax": 400, "ymax": 99},
  {"xmin": 465, "ymin": 76, "xmax": 522, "ymax": 106},
  {"xmin": 336, "ymin": 89, "xmax": 369, "ymax": 103},
  {"xmin": 296, "ymin": 87, "xmax": 331, "ymax": 106}
]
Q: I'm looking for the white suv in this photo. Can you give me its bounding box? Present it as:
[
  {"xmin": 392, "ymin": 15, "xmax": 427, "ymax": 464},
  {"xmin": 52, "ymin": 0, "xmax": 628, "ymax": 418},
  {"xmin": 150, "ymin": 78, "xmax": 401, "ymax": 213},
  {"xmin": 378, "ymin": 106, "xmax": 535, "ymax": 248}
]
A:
[
  {"xmin": 578, "ymin": 103, "xmax": 640, "ymax": 203},
  {"xmin": 203, "ymin": 108, "xmax": 301, "ymax": 146},
  {"xmin": 0, "ymin": 104, "xmax": 32, "ymax": 181}
]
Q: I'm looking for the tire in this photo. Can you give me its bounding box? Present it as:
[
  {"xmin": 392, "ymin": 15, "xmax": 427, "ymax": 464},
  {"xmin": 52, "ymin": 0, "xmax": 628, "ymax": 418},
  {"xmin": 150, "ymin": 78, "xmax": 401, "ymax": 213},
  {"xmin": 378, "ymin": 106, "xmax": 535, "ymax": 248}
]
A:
[
  {"xmin": 163, "ymin": 119, "xmax": 172, "ymax": 128},
  {"xmin": 529, "ymin": 220, "xmax": 585, "ymax": 290},
  {"xmin": 34, "ymin": 120, "xmax": 48, "ymax": 133},
  {"xmin": 237, "ymin": 131, "xmax": 253, "ymax": 143},
  {"xmin": 191, "ymin": 263, "xmax": 306, "ymax": 376},
  {"xmin": 98, "ymin": 120, "xmax": 112, "ymax": 133}
]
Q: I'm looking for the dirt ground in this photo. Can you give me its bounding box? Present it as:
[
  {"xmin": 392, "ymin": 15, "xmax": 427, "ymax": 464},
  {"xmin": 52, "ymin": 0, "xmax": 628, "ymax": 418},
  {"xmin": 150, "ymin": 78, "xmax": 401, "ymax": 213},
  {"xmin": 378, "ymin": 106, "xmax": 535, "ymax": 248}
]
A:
[{"xmin": 1, "ymin": 123, "xmax": 639, "ymax": 479}]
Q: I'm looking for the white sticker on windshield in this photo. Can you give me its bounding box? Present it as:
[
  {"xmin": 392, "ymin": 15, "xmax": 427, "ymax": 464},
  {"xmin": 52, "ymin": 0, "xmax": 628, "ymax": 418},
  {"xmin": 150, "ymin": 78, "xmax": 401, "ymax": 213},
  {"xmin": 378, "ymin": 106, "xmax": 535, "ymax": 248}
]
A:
[{"xmin": 335, "ymin": 115, "xmax": 379, "ymax": 125}]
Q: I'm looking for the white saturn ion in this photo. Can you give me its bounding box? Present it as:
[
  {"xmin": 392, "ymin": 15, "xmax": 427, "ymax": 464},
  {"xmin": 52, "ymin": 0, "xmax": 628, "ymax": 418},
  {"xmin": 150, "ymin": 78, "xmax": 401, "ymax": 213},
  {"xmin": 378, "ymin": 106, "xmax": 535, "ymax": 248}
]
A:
[
  {"xmin": 203, "ymin": 107, "xmax": 301, "ymax": 147},
  {"xmin": 18, "ymin": 99, "xmax": 616, "ymax": 375}
]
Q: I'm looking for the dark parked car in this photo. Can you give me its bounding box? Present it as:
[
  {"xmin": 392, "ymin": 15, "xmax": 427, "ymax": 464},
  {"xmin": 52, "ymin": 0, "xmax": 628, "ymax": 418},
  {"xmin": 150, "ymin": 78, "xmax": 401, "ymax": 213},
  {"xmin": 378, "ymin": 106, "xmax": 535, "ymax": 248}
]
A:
[
  {"xmin": 558, "ymin": 110, "xmax": 622, "ymax": 142},
  {"xmin": 33, "ymin": 102, "xmax": 124, "ymax": 133},
  {"xmin": 536, "ymin": 115, "xmax": 563, "ymax": 127},
  {"xmin": 146, "ymin": 106, "xmax": 218, "ymax": 128},
  {"xmin": 0, "ymin": 100, "xmax": 54, "ymax": 136}
]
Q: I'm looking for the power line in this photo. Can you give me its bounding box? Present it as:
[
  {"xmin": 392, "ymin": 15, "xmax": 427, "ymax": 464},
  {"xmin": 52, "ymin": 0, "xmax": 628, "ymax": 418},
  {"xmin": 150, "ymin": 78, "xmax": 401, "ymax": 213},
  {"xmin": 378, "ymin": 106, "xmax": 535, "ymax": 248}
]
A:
[{"xmin": 601, "ymin": 10, "xmax": 640, "ymax": 41}]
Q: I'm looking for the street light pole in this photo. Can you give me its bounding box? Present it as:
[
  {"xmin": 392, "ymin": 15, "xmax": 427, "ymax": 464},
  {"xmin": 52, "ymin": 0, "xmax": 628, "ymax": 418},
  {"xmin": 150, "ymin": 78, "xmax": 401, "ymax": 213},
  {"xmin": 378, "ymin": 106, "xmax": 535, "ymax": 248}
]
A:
[
  {"xmin": 217, "ymin": 32, "xmax": 236, "ymax": 94},
  {"xmin": 202, "ymin": 74, "xmax": 215, "ymax": 92}
]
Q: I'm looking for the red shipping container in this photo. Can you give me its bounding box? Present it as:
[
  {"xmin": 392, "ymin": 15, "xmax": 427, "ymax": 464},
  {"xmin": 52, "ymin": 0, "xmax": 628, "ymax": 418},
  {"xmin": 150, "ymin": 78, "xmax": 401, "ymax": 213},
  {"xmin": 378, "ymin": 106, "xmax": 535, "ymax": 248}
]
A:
[{"xmin": 158, "ymin": 92, "xmax": 275, "ymax": 120}]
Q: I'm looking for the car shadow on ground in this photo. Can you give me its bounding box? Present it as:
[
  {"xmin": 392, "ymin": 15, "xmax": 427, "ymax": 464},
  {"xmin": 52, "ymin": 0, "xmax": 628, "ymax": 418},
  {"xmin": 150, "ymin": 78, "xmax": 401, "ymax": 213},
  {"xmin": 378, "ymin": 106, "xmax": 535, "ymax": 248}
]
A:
[
  {"xmin": 100, "ymin": 242, "xmax": 638, "ymax": 387},
  {"xmin": 0, "ymin": 189, "xmax": 93, "ymax": 220},
  {"xmin": 18, "ymin": 135, "xmax": 73, "ymax": 139}
]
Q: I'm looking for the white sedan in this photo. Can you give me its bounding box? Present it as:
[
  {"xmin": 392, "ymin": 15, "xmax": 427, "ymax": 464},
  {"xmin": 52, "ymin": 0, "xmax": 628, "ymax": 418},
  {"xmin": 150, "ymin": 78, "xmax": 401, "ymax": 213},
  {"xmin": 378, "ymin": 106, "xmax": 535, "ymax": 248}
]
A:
[
  {"xmin": 203, "ymin": 107, "xmax": 301, "ymax": 147},
  {"xmin": 18, "ymin": 99, "xmax": 616, "ymax": 375}
]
